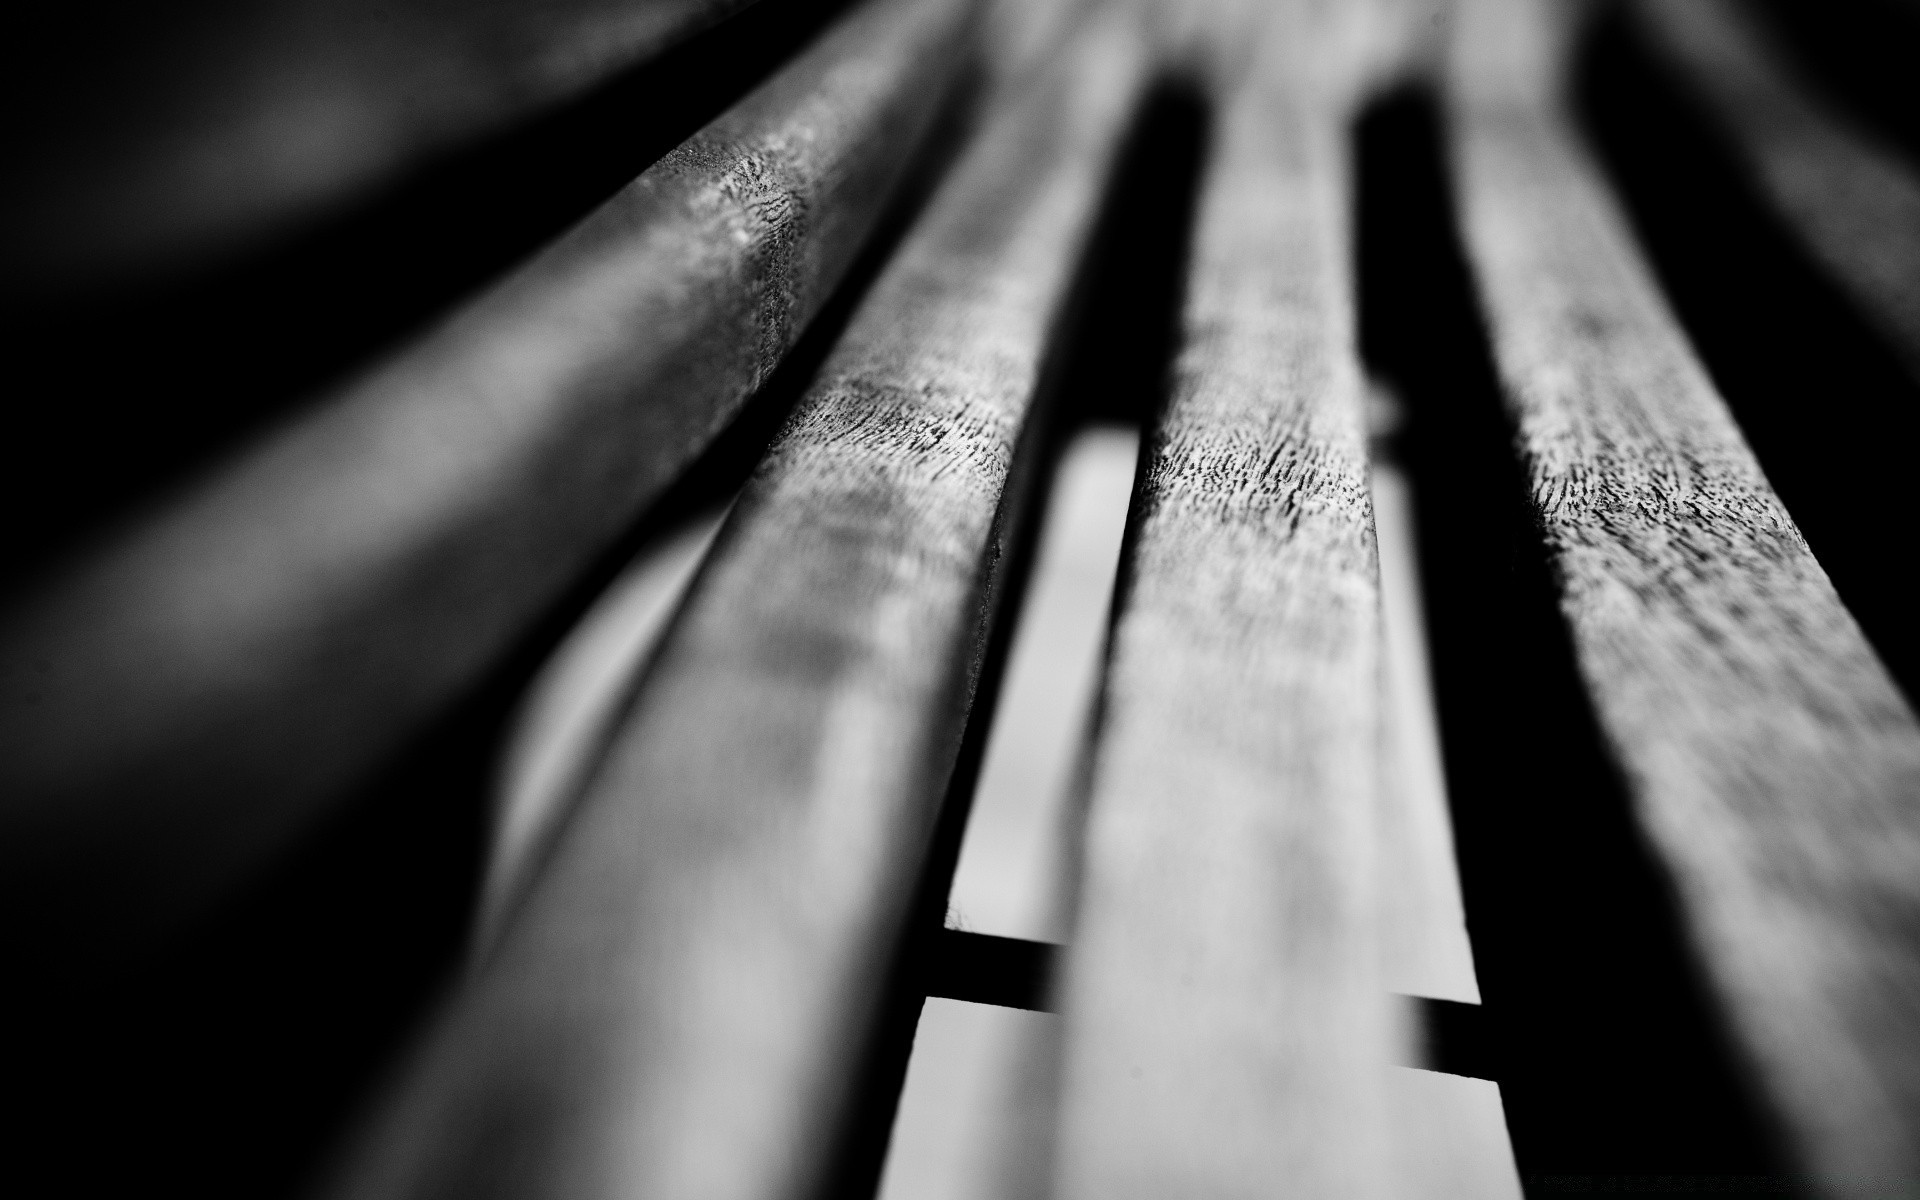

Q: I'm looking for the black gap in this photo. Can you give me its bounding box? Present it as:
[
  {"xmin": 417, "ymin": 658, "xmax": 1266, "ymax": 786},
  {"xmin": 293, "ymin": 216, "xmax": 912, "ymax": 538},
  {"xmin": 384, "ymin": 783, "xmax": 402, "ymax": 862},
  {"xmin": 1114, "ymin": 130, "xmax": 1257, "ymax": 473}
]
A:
[
  {"xmin": 1750, "ymin": 0, "xmax": 1920, "ymax": 170},
  {"xmin": 1052, "ymin": 83, "xmax": 1211, "ymax": 431},
  {"xmin": 0, "ymin": 0, "xmax": 858, "ymax": 587},
  {"xmin": 0, "ymin": 66, "xmax": 980, "ymax": 1200},
  {"xmin": 820, "ymin": 81, "xmax": 1209, "ymax": 1200},
  {"xmin": 1354, "ymin": 89, "xmax": 1788, "ymax": 1188},
  {"xmin": 926, "ymin": 930, "xmax": 1059, "ymax": 1011},
  {"xmin": 1403, "ymin": 996, "xmax": 1495, "ymax": 1082},
  {"xmin": 1576, "ymin": 7, "xmax": 1920, "ymax": 713}
]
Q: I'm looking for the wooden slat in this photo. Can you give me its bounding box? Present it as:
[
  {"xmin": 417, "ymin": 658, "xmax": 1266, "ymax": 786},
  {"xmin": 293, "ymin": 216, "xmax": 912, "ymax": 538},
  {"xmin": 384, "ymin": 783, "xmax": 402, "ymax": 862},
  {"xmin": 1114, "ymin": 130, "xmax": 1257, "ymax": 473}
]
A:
[
  {"xmin": 318, "ymin": 15, "xmax": 1149, "ymax": 1199},
  {"xmin": 3, "ymin": 0, "xmax": 761, "ymax": 289},
  {"xmin": 1448, "ymin": 0, "xmax": 1920, "ymax": 1189},
  {"xmin": 1385, "ymin": 1067, "xmax": 1524, "ymax": 1200},
  {"xmin": 1049, "ymin": 8, "xmax": 1402, "ymax": 1197},
  {"xmin": 875, "ymin": 999, "xmax": 1062, "ymax": 1200},
  {"xmin": 0, "ymin": 0, "xmax": 976, "ymax": 975},
  {"xmin": 1629, "ymin": 0, "xmax": 1920, "ymax": 385}
]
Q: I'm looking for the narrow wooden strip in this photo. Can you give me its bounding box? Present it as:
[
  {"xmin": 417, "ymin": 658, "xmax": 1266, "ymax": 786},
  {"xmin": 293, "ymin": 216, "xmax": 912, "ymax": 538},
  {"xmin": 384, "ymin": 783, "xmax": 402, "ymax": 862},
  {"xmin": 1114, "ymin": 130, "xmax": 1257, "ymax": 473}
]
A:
[
  {"xmin": 4, "ymin": 0, "xmax": 761, "ymax": 287},
  {"xmin": 319, "ymin": 18, "xmax": 1148, "ymax": 1200},
  {"xmin": 1050, "ymin": 12, "xmax": 1397, "ymax": 1198},
  {"xmin": 0, "ymin": 0, "xmax": 977, "ymax": 974},
  {"xmin": 1448, "ymin": 0, "xmax": 1920, "ymax": 1188},
  {"xmin": 1629, "ymin": 0, "xmax": 1920, "ymax": 384}
]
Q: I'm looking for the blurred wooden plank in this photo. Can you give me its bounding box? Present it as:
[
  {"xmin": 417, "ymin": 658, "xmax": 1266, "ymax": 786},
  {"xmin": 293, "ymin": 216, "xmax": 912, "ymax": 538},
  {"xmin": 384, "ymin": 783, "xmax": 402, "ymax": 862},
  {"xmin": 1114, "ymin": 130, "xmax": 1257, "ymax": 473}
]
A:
[
  {"xmin": 2, "ymin": 0, "xmax": 763, "ymax": 290},
  {"xmin": 876, "ymin": 998, "xmax": 1062, "ymax": 1200},
  {"xmin": 1386, "ymin": 1068, "xmax": 1524, "ymax": 1200},
  {"xmin": 1629, "ymin": 0, "xmax": 1920, "ymax": 384},
  {"xmin": 0, "ymin": 0, "xmax": 977, "ymax": 976},
  {"xmin": 1049, "ymin": 10, "xmax": 1400, "ymax": 1197},
  {"xmin": 1449, "ymin": 0, "xmax": 1920, "ymax": 1189},
  {"xmin": 318, "ymin": 17, "xmax": 1149, "ymax": 1200}
]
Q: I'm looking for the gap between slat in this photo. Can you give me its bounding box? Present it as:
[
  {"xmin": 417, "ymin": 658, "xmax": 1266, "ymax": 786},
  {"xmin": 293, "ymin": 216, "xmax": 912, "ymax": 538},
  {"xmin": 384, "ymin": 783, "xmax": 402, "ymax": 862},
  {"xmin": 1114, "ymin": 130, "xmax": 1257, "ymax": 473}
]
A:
[{"xmin": 945, "ymin": 424, "xmax": 1138, "ymax": 944}]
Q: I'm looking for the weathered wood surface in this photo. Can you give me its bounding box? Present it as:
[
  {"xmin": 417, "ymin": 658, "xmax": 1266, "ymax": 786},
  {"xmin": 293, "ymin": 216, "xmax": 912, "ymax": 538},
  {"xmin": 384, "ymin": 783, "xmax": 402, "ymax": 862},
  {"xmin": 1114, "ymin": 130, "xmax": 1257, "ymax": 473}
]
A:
[
  {"xmin": 1449, "ymin": 0, "xmax": 1920, "ymax": 1188},
  {"xmin": 0, "ymin": 0, "xmax": 976, "ymax": 975},
  {"xmin": 2, "ymin": 0, "xmax": 759, "ymax": 290},
  {"xmin": 319, "ymin": 16, "xmax": 1148, "ymax": 1199},
  {"xmin": 1049, "ymin": 9, "xmax": 1402, "ymax": 1197},
  {"xmin": 1629, "ymin": 0, "xmax": 1920, "ymax": 385}
]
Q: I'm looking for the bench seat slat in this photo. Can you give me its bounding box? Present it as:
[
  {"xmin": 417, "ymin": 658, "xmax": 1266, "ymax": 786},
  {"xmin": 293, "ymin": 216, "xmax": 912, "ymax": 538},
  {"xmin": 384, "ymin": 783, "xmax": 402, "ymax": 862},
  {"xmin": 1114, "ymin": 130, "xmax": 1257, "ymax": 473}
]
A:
[
  {"xmin": 319, "ymin": 17, "xmax": 1148, "ymax": 1199},
  {"xmin": 0, "ymin": 0, "xmax": 976, "ymax": 975},
  {"xmin": 1051, "ymin": 14, "xmax": 1398, "ymax": 1197},
  {"xmin": 1450, "ymin": 0, "xmax": 1920, "ymax": 1186}
]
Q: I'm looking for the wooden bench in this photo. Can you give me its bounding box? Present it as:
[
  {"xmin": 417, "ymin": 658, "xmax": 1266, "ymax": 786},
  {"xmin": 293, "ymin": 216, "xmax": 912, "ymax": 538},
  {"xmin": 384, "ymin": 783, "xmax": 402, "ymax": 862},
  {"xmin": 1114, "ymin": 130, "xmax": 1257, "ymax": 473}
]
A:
[{"xmin": 3, "ymin": 0, "xmax": 1917, "ymax": 1196}]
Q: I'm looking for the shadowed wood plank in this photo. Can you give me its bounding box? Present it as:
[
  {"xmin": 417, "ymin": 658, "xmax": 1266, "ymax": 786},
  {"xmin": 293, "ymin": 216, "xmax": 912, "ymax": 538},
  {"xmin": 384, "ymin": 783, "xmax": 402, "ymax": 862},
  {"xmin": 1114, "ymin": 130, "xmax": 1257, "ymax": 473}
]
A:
[
  {"xmin": 0, "ymin": 0, "xmax": 977, "ymax": 975},
  {"xmin": 1050, "ymin": 8, "xmax": 1404, "ymax": 1197},
  {"xmin": 317, "ymin": 16, "xmax": 1149, "ymax": 1199},
  {"xmin": 1628, "ymin": 0, "xmax": 1920, "ymax": 386},
  {"xmin": 3, "ymin": 0, "xmax": 762, "ymax": 290},
  {"xmin": 1449, "ymin": 0, "xmax": 1920, "ymax": 1189}
]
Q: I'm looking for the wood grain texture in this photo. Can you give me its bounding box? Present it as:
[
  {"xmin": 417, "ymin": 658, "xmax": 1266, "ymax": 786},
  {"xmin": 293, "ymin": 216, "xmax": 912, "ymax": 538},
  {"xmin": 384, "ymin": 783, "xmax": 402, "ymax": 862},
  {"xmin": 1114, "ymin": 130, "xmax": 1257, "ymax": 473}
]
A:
[
  {"xmin": 0, "ymin": 0, "xmax": 976, "ymax": 975},
  {"xmin": 318, "ymin": 16, "xmax": 1148, "ymax": 1200},
  {"xmin": 1449, "ymin": 0, "xmax": 1920, "ymax": 1189},
  {"xmin": 2, "ymin": 0, "xmax": 759, "ymax": 289},
  {"xmin": 1049, "ymin": 9, "xmax": 1399, "ymax": 1197},
  {"xmin": 1629, "ymin": 0, "xmax": 1920, "ymax": 385}
]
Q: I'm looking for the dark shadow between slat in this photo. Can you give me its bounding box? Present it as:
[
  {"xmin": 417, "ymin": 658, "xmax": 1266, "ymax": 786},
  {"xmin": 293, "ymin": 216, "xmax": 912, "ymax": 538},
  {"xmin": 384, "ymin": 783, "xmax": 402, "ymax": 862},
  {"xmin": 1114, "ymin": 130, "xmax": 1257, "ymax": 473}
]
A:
[
  {"xmin": 1575, "ymin": 9, "xmax": 1920, "ymax": 714},
  {"xmin": 1, "ymin": 0, "xmax": 860, "ymax": 587},
  {"xmin": 1354, "ymin": 88, "xmax": 1785, "ymax": 1187},
  {"xmin": 0, "ymin": 61, "xmax": 983, "ymax": 1200},
  {"xmin": 1749, "ymin": 0, "xmax": 1920, "ymax": 171},
  {"xmin": 1403, "ymin": 996, "xmax": 1496, "ymax": 1083},
  {"xmin": 926, "ymin": 930, "xmax": 1059, "ymax": 1011},
  {"xmin": 834, "ymin": 80, "xmax": 1207, "ymax": 1200}
]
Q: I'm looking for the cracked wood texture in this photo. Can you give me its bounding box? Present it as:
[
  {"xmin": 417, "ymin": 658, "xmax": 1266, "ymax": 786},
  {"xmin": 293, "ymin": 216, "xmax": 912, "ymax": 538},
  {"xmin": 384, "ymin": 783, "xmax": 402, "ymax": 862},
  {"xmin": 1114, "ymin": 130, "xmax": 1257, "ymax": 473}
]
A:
[
  {"xmin": 1450, "ymin": 0, "xmax": 1920, "ymax": 1190},
  {"xmin": 1628, "ymin": 0, "xmax": 1920, "ymax": 387},
  {"xmin": 0, "ymin": 0, "xmax": 976, "ymax": 977},
  {"xmin": 3, "ymin": 0, "xmax": 761, "ymax": 289},
  {"xmin": 1050, "ymin": 9, "xmax": 1400, "ymax": 1198},
  {"xmin": 318, "ymin": 16, "xmax": 1148, "ymax": 1200}
]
